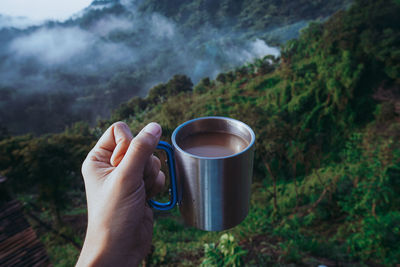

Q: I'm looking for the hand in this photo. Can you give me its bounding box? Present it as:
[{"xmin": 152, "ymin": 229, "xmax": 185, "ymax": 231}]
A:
[{"xmin": 76, "ymin": 122, "xmax": 165, "ymax": 267}]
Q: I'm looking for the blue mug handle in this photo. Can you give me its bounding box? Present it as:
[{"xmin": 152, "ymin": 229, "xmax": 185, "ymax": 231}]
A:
[{"xmin": 148, "ymin": 141, "xmax": 178, "ymax": 211}]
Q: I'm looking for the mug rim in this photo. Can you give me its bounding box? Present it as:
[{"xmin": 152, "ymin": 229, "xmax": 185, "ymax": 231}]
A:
[{"xmin": 171, "ymin": 116, "xmax": 255, "ymax": 160}]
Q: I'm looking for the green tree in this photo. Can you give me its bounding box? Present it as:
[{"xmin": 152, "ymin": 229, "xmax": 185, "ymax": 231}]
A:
[
  {"xmin": 165, "ymin": 74, "xmax": 193, "ymax": 96},
  {"xmin": 0, "ymin": 129, "xmax": 94, "ymax": 226},
  {"xmin": 148, "ymin": 83, "xmax": 168, "ymax": 104}
]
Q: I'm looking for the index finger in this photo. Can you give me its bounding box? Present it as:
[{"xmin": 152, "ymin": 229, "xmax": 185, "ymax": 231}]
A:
[
  {"xmin": 94, "ymin": 122, "xmax": 132, "ymax": 153},
  {"xmin": 85, "ymin": 122, "xmax": 133, "ymax": 168}
]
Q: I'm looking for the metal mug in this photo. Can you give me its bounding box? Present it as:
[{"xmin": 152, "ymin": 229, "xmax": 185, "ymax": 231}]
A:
[{"xmin": 149, "ymin": 116, "xmax": 255, "ymax": 231}]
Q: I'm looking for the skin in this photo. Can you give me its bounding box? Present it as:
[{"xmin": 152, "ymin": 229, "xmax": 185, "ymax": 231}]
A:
[{"xmin": 76, "ymin": 122, "xmax": 165, "ymax": 267}]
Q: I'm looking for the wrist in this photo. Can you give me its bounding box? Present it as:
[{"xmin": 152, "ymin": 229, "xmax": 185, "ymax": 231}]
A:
[
  {"xmin": 76, "ymin": 226, "xmax": 108, "ymax": 267},
  {"xmin": 77, "ymin": 225, "xmax": 142, "ymax": 267}
]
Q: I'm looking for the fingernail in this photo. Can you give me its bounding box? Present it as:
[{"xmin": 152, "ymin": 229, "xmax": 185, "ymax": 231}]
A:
[{"xmin": 143, "ymin": 122, "xmax": 161, "ymax": 138}]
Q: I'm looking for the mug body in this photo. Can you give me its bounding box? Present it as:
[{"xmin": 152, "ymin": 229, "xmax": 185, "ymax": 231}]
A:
[{"xmin": 171, "ymin": 117, "xmax": 255, "ymax": 231}]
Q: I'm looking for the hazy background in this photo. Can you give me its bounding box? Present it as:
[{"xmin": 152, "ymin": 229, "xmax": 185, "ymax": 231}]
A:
[{"xmin": 0, "ymin": 0, "xmax": 349, "ymax": 134}]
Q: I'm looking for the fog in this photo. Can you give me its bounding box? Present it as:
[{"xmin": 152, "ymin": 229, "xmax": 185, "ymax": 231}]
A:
[
  {"xmin": 2, "ymin": 13, "xmax": 281, "ymax": 91},
  {"xmin": 0, "ymin": 1, "xmax": 282, "ymax": 134},
  {"xmin": 10, "ymin": 27, "xmax": 94, "ymax": 65},
  {"xmin": 0, "ymin": 14, "xmax": 43, "ymax": 30}
]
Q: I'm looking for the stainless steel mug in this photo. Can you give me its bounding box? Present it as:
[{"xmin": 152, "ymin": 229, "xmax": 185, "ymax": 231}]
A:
[{"xmin": 149, "ymin": 116, "xmax": 255, "ymax": 231}]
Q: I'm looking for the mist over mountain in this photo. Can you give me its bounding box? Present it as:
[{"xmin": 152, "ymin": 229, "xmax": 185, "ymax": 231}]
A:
[{"xmin": 0, "ymin": 0, "xmax": 350, "ymax": 134}]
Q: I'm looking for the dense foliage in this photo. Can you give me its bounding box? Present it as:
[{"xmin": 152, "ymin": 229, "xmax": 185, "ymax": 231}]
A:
[
  {"xmin": 0, "ymin": 0, "xmax": 399, "ymax": 266},
  {"xmin": 139, "ymin": 0, "xmax": 352, "ymax": 37}
]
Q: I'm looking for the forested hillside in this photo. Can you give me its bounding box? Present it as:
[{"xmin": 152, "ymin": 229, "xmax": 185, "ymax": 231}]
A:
[
  {"xmin": 0, "ymin": 0, "xmax": 349, "ymax": 135},
  {"xmin": 139, "ymin": 0, "xmax": 352, "ymax": 42},
  {"xmin": 1, "ymin": 0, "xmax": 399, "ymax": 266}
]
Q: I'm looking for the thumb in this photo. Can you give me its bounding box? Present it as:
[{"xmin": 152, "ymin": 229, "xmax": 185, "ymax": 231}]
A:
[{"xmin": 117, "ymin": 122, "xmax": 162, "ymax": 181}]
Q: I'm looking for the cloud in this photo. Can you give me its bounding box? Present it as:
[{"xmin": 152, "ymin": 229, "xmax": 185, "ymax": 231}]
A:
[
  {"xmin": 0, "ymin": 14, "xmax": 42, "ymax": 29},
  {"xmin": 221, "ymin": 38, "xmax": 280, "ymax": 66},
  {"xmin": 150, "ymin": 13, "xmax": 175, "ymax": 39},
  {"xmin": 95, "ymin": 41, "xmax": 137, "ymax": 66},
  {"xmin": 6, "ymin": 6, "xmax": 280, "ymax": 84},
  {"xmin": 9, "ymin": 27, "xmax": 94, "ymax": 65},
  {"xmin": 90, "ymin": 15, "xmax": 134, "ymax": 36},
  {"xmin": 249, "ymin": 38, "xmax": 280, "ymax": 58},
  {"xmin": 7, "ymin": 23, "xmax": 138, "ymax": 71}
]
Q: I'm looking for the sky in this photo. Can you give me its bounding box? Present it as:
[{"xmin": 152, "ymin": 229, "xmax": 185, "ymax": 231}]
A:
[{"xmin": 0, "ymin": 0, "xmax": 92, "ymax": 20}]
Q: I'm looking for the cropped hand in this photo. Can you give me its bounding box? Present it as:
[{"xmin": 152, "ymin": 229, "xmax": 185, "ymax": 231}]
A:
[{"xmin": 77, "ymin": 122, "xmax": 165, "ymax": 267}]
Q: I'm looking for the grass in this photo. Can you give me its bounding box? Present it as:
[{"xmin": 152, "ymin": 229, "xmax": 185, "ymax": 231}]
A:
[{"xmin": 40, "ymin": 232, "xmax": 80, "ymax": 267}]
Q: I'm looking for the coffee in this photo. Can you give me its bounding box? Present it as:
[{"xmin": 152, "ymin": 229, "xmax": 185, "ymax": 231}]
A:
[{"xmin": 179, "ymin": 132, "xmax": 249, "ymax": 157}]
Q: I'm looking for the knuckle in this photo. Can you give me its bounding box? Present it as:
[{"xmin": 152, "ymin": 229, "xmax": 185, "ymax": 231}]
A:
[
  {"xmin": 153, "ymin": 155, "xmax": 161, "ymax": 171},
  {"xmin": 81, "ymin": 149, "xmax": 102, "ymax": 178},
  {"xmin": 157, "ymin": 171, "xmax": 166, "ymax": 186},
  {"xmin": 114, "ymin": 122, "xmax": 132, "ymax": 143},
  {"xmin": 131, "ymin": 133, "xmax": 155, "ymax": 154},
  {"xmin": 113, "ymin": 121, "xmax": 129, "ymax": 130}
]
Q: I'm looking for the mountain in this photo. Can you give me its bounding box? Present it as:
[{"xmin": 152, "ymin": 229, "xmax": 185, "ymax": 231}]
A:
[
  {"xmin": 139, "ymin": 0, "xmax": 352, "ymax": 42},
  {"xmin": 0, "ymin": 0, "xmax": 350, "ymax": 135}
]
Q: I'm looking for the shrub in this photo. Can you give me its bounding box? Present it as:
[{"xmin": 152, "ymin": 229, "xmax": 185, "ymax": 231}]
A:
[{"xmin": 201, "ymin": 233, "xmax": 247, "ymax": 267}]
